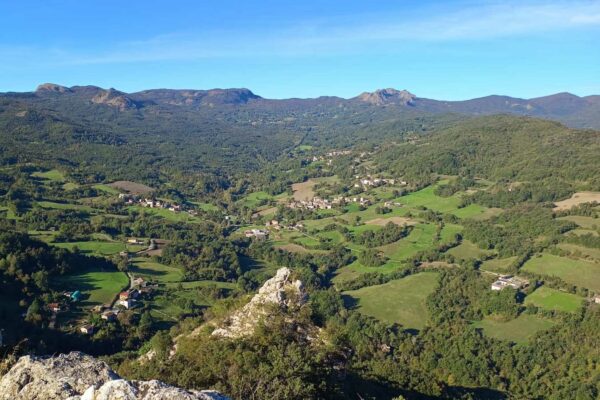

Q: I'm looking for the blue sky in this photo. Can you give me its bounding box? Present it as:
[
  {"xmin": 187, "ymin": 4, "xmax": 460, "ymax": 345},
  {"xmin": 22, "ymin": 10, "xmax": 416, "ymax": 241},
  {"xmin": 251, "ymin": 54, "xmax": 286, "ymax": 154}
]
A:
[{"xmin": 0, "ymin": 0, "xmax": 599, "ymax": 99}]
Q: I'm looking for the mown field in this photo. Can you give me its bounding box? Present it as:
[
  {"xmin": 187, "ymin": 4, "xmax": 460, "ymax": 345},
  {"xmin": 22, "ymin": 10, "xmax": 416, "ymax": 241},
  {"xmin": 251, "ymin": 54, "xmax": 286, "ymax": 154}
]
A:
[
  {"xmin": 480, "ymin": 256, "xmax": 517, "ymax": 273},
  {"xmin": 53, "ymin": 266, "xmax": 128, "ymax": 307},
  {"xmin": 343, "ymin": 272, "xmax": 439, "ymax": 330},
  {"xmin": 522, "ymin": 253, "xmax": 600, "ymax": 291},
  {"xmin": 472, "ymin": 314, "xmax": 555, "ymax": 344},
  {"xmin": 129, "ymin": 258, "xmax": 183, "ymax": 283},
  {"xmin": 524, "ymin": 286, "xmax": 584, "ymax": 313}
]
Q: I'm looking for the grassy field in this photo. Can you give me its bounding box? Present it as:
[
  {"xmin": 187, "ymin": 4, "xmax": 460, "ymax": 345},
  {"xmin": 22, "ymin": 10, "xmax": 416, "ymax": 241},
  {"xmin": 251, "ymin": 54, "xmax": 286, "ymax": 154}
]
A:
[
  {"xmin": 481, "ymin": 256, "xmax": 518, "ymax": 273},
  {"xmin": 237, "ymin": 191, "xmax": 278, "ymax": 209},
  {"xmin": 394, "ymin": 185, "xmax": 462, "ymax": 213},
  {"xmin": 452, "ymin": 205, "xmax": 502, "ymax": 220},
  {"xmin": 524, "ymin": 286, "xmax": 584, "ymax": 313},
  {"xmin": 522, "ymin": 253, "xmax": 600, "ymax": 291},
  {"xmin": 128, "ymin": 205, "xmax": 201, "ymax": 223},
  {"xmin": 192, "ymin": 201, "xmax": 220, "ymax": 212},
  {"xmin": 32, "ymin": 169, "xmax": 65, "ymax": 182},
  {"xmin": 343, "ymin": 272, "xmax": 439, "ymax": 329},
  {"xmin": 52, "ymin": 241, "xmax": 126, "ymax": 256},
  {"xmin": 376, "ymin": 223, "xmax": 437, "ymax": 262},
  {"xmin": 557, "ymin": 243, "xmax": 600, "ymax": 261},
  {"xmin": 448, "ymin": 240, "xmax": 494, "ymax": 260},
  {"xmin": 129, "ymin": 258, "xmax": 183, "ymax": 283},
  {"xmin": 54, "ymin": 267, "xmax": 128, "ymax": 307},
  {"xmin": 36, "ymin": 201, "xmax": 95, "ymax": 212},
  {"xmin": 472, "ymin": 314, "xmax": 555, "ymax": 344},
  {"xmin": 93, "ymin": 184, "xmax": 120, "ymax": 194},
  {"xmin": 553, "ymin": 192, "xmax": 600, "ymax": 211},
  {"xmin": 558, "ymin": 215, "xmax": 600, "ymax": 230},
  {"xmin": 164, "ymin": 280, "xmax": 237, "ymax": 289}
]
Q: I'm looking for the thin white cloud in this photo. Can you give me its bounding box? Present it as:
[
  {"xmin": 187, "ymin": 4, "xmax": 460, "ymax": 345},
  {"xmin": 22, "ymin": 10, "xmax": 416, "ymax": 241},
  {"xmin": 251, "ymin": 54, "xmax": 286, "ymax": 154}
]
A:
[{"xmin": 2, "ymin": 0, "xmax": 600, "ymax": 66}]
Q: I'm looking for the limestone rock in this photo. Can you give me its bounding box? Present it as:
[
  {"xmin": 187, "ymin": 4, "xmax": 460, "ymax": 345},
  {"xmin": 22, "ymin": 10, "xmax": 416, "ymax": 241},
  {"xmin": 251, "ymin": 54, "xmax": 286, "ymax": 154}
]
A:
[
  {"xmin": 356, "ymin": 88, "xmax": 416, "ymax": 106},
  {"xmin": 212, "ymin": 267, "xmax": 306, "ymax": 338},
  {"xmin": 91, "ymin": 88, "xmax": 137, "ymax": 111},
  {"xmin": 0, "ymin": 352, "xmax": 228, "ymax": 400},
  {"xmin": 36, "ymin": 83, "xmax": 72, "ymax": 93}
]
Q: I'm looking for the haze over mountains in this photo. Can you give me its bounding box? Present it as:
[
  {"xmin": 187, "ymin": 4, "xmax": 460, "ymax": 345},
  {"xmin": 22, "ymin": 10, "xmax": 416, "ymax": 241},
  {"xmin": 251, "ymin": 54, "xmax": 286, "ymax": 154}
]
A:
[{"xmin": 21, "ymin": 83, "xmax": 600, "ymax": 130}]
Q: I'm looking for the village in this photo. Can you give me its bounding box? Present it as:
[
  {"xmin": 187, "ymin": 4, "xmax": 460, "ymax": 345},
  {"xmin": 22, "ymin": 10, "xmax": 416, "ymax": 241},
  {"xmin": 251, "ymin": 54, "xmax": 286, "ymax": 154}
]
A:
[{"xmin": 118, "ymin": 193, "xmax": 198, "ymax": 216}]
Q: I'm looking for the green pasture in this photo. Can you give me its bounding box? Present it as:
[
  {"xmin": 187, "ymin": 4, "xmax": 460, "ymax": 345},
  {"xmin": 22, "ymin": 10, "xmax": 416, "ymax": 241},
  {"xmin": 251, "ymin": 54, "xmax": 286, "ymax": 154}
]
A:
[
  {"xmin": 129, "ymin": 258, "xmax": 183, "ymax": 283},
  {"xmin": 472, "ymin": 314, "xmax": 555, "ymax": 344},
  {"xmin": 344, "ymin": 272, "xmax": 439, "ymax": 330},
  {"xmin": 53, "ymin": 266, "xmax": 128, "ymax": 307},
  {"xmin": 522, "ymin": 253, "xmax": 600, "ymax": 291},
  {"xmin": 524, "ymin": 286, "xmax": 584, "ymax": 313}
]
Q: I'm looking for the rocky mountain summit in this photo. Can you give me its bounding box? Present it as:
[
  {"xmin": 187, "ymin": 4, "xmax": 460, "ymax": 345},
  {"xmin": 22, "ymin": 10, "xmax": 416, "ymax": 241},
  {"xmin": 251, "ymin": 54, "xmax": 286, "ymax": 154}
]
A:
[
  {"xmin": 0, "ymin": 352, "xmax": 228, "ymax": 400},
  {"xmin": 91, "ymin": 88, "xmax": 138, "ymax": 111},
  {"xmin": 211, "ymin": 267, "xmax": 306, "ymax": 338},
  {"xmin": 356, "ymin": 88, "xmax": 416, "ymax": 106}
]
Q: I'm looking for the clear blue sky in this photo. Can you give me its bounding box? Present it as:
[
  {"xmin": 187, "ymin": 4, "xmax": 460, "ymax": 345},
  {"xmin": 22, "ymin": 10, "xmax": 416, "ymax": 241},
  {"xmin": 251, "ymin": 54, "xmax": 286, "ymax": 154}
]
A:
[{"xmin": 1, "ymin": 0, "xmax": 599, "ymax": 99}]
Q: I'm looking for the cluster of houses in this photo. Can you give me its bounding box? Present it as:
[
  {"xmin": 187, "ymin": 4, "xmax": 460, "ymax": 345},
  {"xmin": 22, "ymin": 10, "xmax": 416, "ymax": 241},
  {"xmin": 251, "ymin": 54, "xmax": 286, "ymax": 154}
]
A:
[
  {"xmin": 244, "ymin": 228, "xmax": 270, "ymax": 239},
  {"xmin": 288, "ymin": 195, "xmax": 372, "ymax": 211},
  {"xmin": 490, "ymin": 275, "xmax": 530, "ymax": 291},
  {"xmin": 354, "ymin": 175, "xmax": 406, "ymax": 189},
  {"xmin": 264, "ymin": 220, "xmax": 304, "ymax": 231},
  {"xmin": 288, "ymin": 197, "xmax": 334, "ymax": 210},
  {"xmin": 310, "ymin": 150, "xmax": 353, "ymax": 166},
  {"xmin": 118, "ymin": 194, "xmax": 185, "ymax": 213},
  {"xmin": 79, "ymin": 278, "xmax": 152, "ymax": 335}
]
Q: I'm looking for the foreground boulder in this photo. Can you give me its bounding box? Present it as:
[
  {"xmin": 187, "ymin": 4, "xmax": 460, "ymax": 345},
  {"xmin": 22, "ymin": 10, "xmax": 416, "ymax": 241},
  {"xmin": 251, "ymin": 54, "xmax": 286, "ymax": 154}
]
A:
[{"xmin": 0, "ymin": 352, "xmax": 228, "ymax": 400}]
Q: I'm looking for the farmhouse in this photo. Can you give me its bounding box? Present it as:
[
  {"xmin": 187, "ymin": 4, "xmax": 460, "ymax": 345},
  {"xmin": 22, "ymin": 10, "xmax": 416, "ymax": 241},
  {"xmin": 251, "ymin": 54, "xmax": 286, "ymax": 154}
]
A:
[
  {"xmin": 491, "ymin": 275, "xmax": 529, "ymax": 291},
  {"xmin": 244, "ymin": 229, "xmax": 269, "ymax": 239},
  {"xmin": 265, "ymin": 220, "xmax": 280, "ymax": 228},
  {"xmin": 47, "ymin": 303, "xmax": 61, "ymax": 313},
  {"xmin": 127, "ymin": 238, "xmax": 144, "ymax": 245},
  {"xmin": 101, "ymin": 311, "xmax": 117, "ymax": 321},
  {"xmin": 593, "ymin": 295, "xmax": 600, "ymax": 304},
  {"xmin": 132, "ymin": 277, "xmax": 146, "ymax": 288},
  {"xmin": 80, "ymin": 325, "xmax": 94, "ymax": 335},
  {"xmin": 118, "ymin": 298, "xmax": 135, "ymax": 309}
]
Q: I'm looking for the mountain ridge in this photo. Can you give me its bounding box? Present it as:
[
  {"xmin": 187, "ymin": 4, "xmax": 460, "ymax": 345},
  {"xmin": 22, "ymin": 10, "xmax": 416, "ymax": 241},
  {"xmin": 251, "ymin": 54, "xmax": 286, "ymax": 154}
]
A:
[{"xmin": 17, "ymin": 83, "xmax": 600, "ymax": 129}]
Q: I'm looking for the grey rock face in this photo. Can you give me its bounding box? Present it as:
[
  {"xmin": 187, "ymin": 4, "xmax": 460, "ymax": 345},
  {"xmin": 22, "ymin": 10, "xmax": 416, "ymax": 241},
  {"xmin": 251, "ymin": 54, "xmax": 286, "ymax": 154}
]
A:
[
  {"xmin": 211, "ymin": 267, "xmax": 306, "ymax": 339},
  {"xmin": 0, "ymin": 352, "xmax": 228, "ymax": 400}
]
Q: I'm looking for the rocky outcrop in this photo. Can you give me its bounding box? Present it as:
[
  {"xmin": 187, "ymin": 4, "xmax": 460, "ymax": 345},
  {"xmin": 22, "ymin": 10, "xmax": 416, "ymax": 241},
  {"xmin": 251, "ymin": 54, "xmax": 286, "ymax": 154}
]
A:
[
  {"xmin": 0, "ymin": 352, "xmax": 228, "ymax": 400},
  {"xmin": 212, "ymin": 267, "xmax": 306, "ymax": 338},
  {"xmin": 131, "ymin": 88, "xmax": 260, "ymax": 107},
  {"xmin": 356, "ymin": 88, "xmax": 416, "ymax": 106},
  {"xmin": 91, "ymin": 88, "xmax": 138, "ymax": 111},
  {"xmin": 36, "ymin": 83, "xmax": 72, "ymax": 93}
]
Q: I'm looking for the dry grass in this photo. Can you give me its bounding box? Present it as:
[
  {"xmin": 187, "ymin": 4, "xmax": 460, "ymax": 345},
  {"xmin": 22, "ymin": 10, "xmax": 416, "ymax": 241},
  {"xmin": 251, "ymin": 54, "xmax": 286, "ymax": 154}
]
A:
[
  {"xmin": 257, "ymin": 207, "xmax": 278, "ymax": 216},
  {"xmin": 365, "ymin": 216, "xmax": 416, "ymax": 226},
  {"xmin": 108, "ymin": 180, "xmax": 154, "ymax": 195},
  {"xmin": 275, "ymin": 243, "xmax": 311, "ymax": 253},
  {"xmin": 292, "ymin": 180, "xmax": 318, "ymax": 201},
  {"xmin": 553, "ymin": 192, "xmax": 600, "ymax": 211}
]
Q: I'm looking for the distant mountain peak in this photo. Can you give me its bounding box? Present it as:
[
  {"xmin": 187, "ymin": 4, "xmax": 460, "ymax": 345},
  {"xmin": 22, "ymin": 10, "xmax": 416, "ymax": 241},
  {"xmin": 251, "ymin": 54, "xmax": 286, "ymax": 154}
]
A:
[
  {"xmin": 35, "ymin": 83, "xmax": 72, "ymax": 93},
  {"xmin": 91, "ymin": 88, "xmax": 138, "ymax": 111},
  {"xmin": 356, "ymin": 88, "xmax": 416, "ymax": 106}
]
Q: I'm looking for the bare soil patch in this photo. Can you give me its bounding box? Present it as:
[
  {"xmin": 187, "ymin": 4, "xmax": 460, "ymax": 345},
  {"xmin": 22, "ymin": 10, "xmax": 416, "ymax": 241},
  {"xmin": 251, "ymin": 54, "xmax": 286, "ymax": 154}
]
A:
[
  {"xmin": 553, "ymin": 192, "xmax": 600, "ymax": 211},
  {"xmin": 365, "ymin": 216, "xmax": 417, "ymax": 226},
  {"xmin": 108, "ymin": 181, "xmax": 154, "ymax": 195}
]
